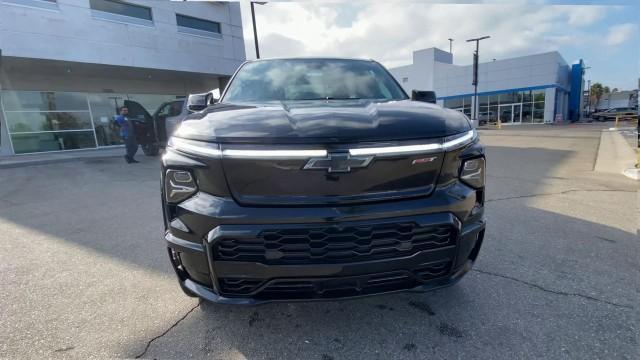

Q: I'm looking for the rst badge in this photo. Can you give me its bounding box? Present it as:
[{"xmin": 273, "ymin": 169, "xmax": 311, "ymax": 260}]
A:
[
  {"xmin": 303, "ymin": 153, "xmax": 373, "ymax": 173},
  {"xmin": 412, "ymin": 156, "xmax": 437, "ymax": 165}
]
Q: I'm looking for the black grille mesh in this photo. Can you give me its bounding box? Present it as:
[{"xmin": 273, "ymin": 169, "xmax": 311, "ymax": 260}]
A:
[
  {"xmin": 215, "ymin": 222, "xmax": 454, "ymax": 265},
  {"xmin": 218, "ymin": 261, "xmax": 453, "ymax": 297}
]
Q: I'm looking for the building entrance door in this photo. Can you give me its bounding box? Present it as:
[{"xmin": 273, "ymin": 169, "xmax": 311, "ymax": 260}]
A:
[
  {"xmin": 499, "ymin": 105, "xmax": 513, "ymax": 123},
  {"xmin": 499, "ymin": 104, "xmax": 523, "ymax": 124},
  {"xmin": 512, "ymin": 104, "xmax": 522, "ymax": 124}
]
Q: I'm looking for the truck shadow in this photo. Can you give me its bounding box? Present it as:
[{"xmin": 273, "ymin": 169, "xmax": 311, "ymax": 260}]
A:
[{"xmin": 121, "ymin": 203, "xmax": 637, "ymax": 359}]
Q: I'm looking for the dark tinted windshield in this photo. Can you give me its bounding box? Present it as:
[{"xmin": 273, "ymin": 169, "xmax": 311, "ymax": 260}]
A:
[{"xmin": 222, "ymin": 59, "xmax": 407, "ymax": 103}]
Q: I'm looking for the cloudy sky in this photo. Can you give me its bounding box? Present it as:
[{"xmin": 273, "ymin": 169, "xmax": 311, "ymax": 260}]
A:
[{"xmin": 238, "ymin": 0, "xmax": 639, "ymax": 90}]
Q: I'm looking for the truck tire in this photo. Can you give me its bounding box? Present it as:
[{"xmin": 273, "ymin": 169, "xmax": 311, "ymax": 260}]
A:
[{"xmin": 142, "ymin": 144, "xmax": 160, "ymax": 156}]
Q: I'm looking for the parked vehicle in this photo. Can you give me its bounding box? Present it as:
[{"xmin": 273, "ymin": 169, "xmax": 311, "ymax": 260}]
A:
[
  {"xmin": 162, "ymin": 58, "xmax": 486, "ymax": 304},
  {"xmin": 478, "ymin": 111, "xmax": 496, "ymax": 125},
  {"xmin": 124, "ymin": 98, "xmax": 184, "ymax": 156},
  {"xmin": 591, "ymin": 107, "xmax": 637, "ymax": 122}
]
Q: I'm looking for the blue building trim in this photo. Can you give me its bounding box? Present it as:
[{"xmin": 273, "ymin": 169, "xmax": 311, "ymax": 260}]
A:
[
  {"xmin": 436, "ymin": 84, "xmax": 569, "ymax": 100},
  {"xmin": 568, "ymin": 60, "xmax": 584, "ymax": 121}
]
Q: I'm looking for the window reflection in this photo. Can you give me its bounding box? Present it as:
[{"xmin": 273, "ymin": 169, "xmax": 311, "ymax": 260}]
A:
[
  {"xmin": 5, "ymin": 112, "xmax": 93, "ymax": 133},
  {"xmin": 11, "ymin": 131, "xmax": 97, "ymax": 154},
  {"xmin": 87, "ymin": 93, "xmax": 127, "ymax": 146},
  {"xmin": 442, "ymin": 88, "xmax": 546, "ymax": 124},
  {"xmin": 224, "ymin": 59, "xmax": 407, "ymax": 103},
  {"xmin": 1, "ymin": 90, "xmax": 183, "ymax": 153},
  {"xmin": 2, "ymin": 91, "xmax": 88, "ymax": 111}
]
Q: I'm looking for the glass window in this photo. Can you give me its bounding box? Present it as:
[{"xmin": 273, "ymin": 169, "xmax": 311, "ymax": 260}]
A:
[
  {"xmin": 3, "ymin": 0, "xmax": 58, "ymax": 10},
  {"xmin": 522, "ymin": 103, "xmax": 533, "ymax": 123},
  {"xmin": 157, "ymin": 100, "xmax": 184, "ymax": 117},
  {"xmin": 87, "ymin": 93, "xmax": 127, "ymax": 146},
  {"xmin": 223, "ymin": 59, "xmax": 408, "ymax": 103},
  {"xmin": 176, "ymin": 14, "xmax": 221, "ymax": 34},
  {"xmin": 522, "ymin": 90, "xmax": 532, "ymax": 102},
  {"xmin": 514, "ymin": 91, "xmax": 522, "ymax": 103},
  {"xmin": 533, "ymin": 90, "xmax": 545, "ymax": 102},
  {"xmin": 10, "ymin": 131, "xmax": 96, "ymax": 154},
  {"xmin": 533, "ymin": 102, "xmax": 545, "ymax": 123},
  {"xmin": 126, "ymin": 94, "xmax": 180, "ymax": 115},
  {"xmin": 488, "ymin": 95, "xmax": 499, "ymax": 106},
  {"xmin": 499, "ymin": 92, "xmax": 513, "ymax": 104},
  {"xmin": 499, "ymin": 92, "xmax": 521, "ymax": 105},
  {"xmin": 490, "ymin": 105, "xmax": 499, "ymax": 121},
  {"xmin": 478, "ymin": 96, "xmax": 489, "ymax": 107},
  {"xmin": 5, "ymin": 112, "xmax": 93, "ymax": 133},
  {"xmin": 444, "ymin": 97, "xmax": 463, "ymax": 108},
  {"xmin": 89, "ymin": 0, "xmax": 152, "ymax": 21},
  {"xmin": 2, "ymin": 91, "xmax": 88, "ymax": 111}
]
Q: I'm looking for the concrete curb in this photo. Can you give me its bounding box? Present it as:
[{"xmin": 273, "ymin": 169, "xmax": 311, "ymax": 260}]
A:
[
  {"xmin": 0, "ymin": 148, "xmax": 125, "ymax": 169},
  {"xmin": 623, "ymin": 168, "xmax": 639, "ymax": 180},
  {"xmin": 594, "ymin": 129, "xmax": 638, "ymax": 180}
]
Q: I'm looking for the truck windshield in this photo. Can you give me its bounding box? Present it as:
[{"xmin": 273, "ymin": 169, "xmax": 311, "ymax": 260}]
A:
[{"xmin": 222, "ymin": 59, "xmax": 408, "ymax": 103}]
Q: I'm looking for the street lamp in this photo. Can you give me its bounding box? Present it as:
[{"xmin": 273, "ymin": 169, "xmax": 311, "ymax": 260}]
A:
[
  {"xmin": 448, "ymin": 38, "xmax": 454, "ymax": 54},
  {"xmin": 466, "ymin": 36, "xmax": 490, "ymax": 120},
  {"xmin": 250, "ymin": 2, "xmax": 267, "ymax": 59}
]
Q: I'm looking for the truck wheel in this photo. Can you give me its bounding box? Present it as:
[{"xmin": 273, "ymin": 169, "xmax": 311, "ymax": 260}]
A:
[{"xmin": 142, "ymin": 144, "xmax": 160, "ymax": 156}]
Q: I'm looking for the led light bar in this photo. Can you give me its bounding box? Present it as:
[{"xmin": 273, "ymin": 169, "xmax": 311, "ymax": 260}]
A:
[
  {"xmin": 349, "ymin": 143, "xmax": 441, "ymax": 156},
  {"xmin": 168, "ymin": 130, "xmax": 476, "ymax": 160},
  {"xmin": 442, "ymin": 130, "xmax": 476, "ymax": 150},
  {"xmin": 222, "ymin": 149, "xmax": 327, "ymax": 158},
  {"xmin": 168, "ymin": 137, "xmax": 221, "ymax": 157}
]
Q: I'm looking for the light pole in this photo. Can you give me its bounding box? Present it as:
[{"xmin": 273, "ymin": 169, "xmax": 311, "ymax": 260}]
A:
[
  {"xmin": 583, "ymin": 66, "xmax": 591, "ymax": 118},
  {"xmin": 250, "ymin": 2, "xmax": 267, "ymax": 59},
  {"xmin": 448, "ymin": 38, "xmax": 454, "ymax": 54},
  {"xmin": 587, "ymin": 79, "xmax": 591, "ymax": 116},
  {"xmin": 466, "ymin": 36, "xmax": 490, "ymax": 120}
]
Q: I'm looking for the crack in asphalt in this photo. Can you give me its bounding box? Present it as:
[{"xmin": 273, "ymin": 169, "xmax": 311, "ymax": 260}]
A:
[
  {"xmin": 134, "ymin": 302, "xmax": 200, "ymax": 359},
  {"xmin": 485, "ymin": 188, "xmax": 636, "ymax": 203},
  {"xmin": 473, "ymin": 269, "xmax": 633, "ymax": 309}
]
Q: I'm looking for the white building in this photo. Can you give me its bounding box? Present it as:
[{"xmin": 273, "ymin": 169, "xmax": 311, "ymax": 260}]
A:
[
  {"xmin": 390, "ymin": 47, "xmax": 584, "ymax": 125},
  {"xmin": 0, "ymin": 0, "xmax": 245, "ymax": 155}
]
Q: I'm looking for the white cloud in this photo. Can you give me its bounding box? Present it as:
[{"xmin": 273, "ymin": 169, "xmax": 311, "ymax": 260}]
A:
[
  {"xmin": 604, "ymin": 23, "xmax": 637, "ymax": 46},
  {"xmin": 240, "ymin": 2, "xmax": 617, "ymax": 68},
  {"xmin": 566, "ymin": 6, "xmax": 606, "ymax": 26}
]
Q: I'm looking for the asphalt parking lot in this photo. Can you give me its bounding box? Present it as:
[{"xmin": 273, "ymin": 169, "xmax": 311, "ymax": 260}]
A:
[{"xmin": 0, "ymin": 124, "xmax": 637, "ymax": 359}]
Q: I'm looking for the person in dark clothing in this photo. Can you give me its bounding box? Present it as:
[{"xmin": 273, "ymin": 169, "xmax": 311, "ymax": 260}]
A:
[{"xmin": 114, "ymin": 107, "xmax": 139, "ymax": 163}]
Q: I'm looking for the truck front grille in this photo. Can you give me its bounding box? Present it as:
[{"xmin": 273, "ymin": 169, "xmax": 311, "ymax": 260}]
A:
[
  {"xmin": 214, "ymin": 222, "xmax": 454, "ymax": 265},
  {"xmin": 218, "ymin": 261, "xmax": 453, "ymax": 298}
]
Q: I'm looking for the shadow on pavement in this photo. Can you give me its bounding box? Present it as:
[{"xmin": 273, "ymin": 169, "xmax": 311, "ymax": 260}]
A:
[
  {"xmin": 0, "ymin": 144, "xmax": 577, "ymax": 276},
  {"xmin": 121, "ymin": 203, "xmax": 637, "ymax": 359}
]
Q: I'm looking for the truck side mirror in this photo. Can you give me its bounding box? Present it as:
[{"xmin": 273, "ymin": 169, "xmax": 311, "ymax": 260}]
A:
[
  {"xmin": 210, "ymin": 88, "xmax": 221, "ymax": 103},
  {"xmin": 411, "ymin": 90, "xmax": 437, "ymax": 104},
  {"xmin": 187, "ymin": 93, "xmax": 208, "ymax": 113}
]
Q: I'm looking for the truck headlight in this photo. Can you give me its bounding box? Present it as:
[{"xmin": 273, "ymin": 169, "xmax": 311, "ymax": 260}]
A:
[
  {"xmin": 460, "ymin": 157, "xmax": 485, "ymax": 188},
  {"xmin": 165, "ymin": 169, "xmax": 197, "ymax": 203}
]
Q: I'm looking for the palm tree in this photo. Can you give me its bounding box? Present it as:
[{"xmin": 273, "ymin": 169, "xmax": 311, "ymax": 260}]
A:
[{"xmin": 590, "ymin": 83, "xmax": 605, "ymax": 112}]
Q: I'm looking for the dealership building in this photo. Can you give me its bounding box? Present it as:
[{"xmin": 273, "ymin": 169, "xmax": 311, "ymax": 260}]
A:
[
  {"xmin": 389, "ymin": 47, "xmax": 584, "ymax": 125},
  {"xmin": 0, "ymin": 0, "xmax": 245, "ymax": 156}
]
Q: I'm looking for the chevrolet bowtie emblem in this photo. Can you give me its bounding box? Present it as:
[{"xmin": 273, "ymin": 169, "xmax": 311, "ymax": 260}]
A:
[{"xmin": 303, "ymin": 153, "xmax": 373, "ymax": 173}]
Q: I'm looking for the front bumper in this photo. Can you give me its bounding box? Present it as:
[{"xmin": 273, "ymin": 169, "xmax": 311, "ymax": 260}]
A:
[{"xmin": 165, "ymin": 182, "xmax": 485, "ymax": 305}]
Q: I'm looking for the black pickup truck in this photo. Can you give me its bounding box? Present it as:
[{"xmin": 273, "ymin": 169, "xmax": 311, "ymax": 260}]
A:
[{"xmin": 160, "ymin": 58, "xmax": 486, "ymax": 304}]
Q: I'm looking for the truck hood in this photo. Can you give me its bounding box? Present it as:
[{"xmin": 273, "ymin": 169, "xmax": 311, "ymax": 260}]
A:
[{"xmin": 173, "ymin": 99, "xmax": 471, "ymax": 144}]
